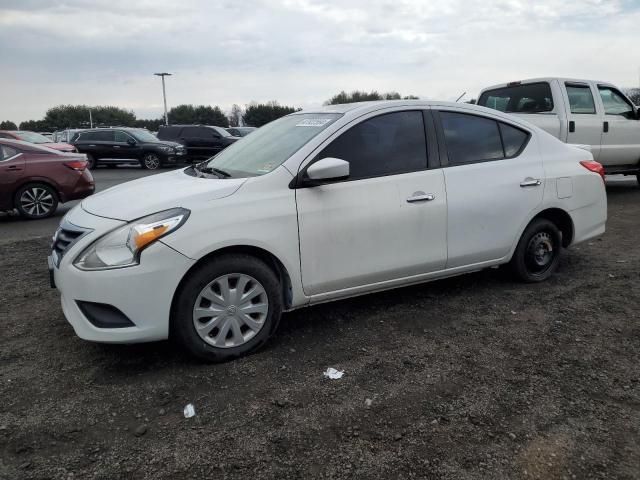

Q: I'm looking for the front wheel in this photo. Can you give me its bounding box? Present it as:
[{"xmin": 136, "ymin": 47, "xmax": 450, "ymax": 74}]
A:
[
  {"xmin": 172, "ymin": 254, "xmax": 283, "ymax": 362},
  {"xmin": 509, "ymin": 218, "xmax": 562, "ymax": 283},
  {"xmin": 15, "ymin": 183, "xmax": 59, "ymax": 219},
  {"xmin": 141, "ymin": 153, "xmax": 161, "ymax": 170}
]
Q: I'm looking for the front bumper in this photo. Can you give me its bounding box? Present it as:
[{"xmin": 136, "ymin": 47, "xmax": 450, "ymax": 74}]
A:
[{"xmin": 51, "ymin": 206, "xmax": 195, "ymax": 343}]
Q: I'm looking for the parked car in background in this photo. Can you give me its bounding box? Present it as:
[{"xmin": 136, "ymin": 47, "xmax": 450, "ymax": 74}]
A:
[
  {"xmin": 53, "ymin": 129, "xmax": 87, "ymax": 144},
  {"xmin": 226, "ymin": 126, "xmax": 257, "ymax": 137},
  {"xmin": 39, "ymin": 132, "xmax": 54, "ymax": 140},
  {"xmin": 0, "ymin": 139, "xmax": 94, "ymax": 219},
  {"xmin": 157, "ymin": 125, "xmax": 240, "ymax": 161},
  {"xmin": 72, "ymin": 128, "xmax": 187, "ymax": 169},
  {"xmin": 0, "ymin": 130, "xmax": 77, "ymax": 153},
  {"xmin": 50, "ymin": 100, "xmax": 606, "ymax": 361},
  {"xmin": 478, "ymin": 78, "xmax": 640, "ymax": 184}
]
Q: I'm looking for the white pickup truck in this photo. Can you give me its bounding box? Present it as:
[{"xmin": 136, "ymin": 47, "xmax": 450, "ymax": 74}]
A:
[{"xmin": 478, "ymin": 78, "xmax": 640, "ymax": 183}]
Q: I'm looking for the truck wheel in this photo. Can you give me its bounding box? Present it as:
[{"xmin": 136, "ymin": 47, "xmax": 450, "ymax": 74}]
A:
[
  {"xmin": 172, "ymin": 254, "xmax": 283, "ymax": 362},
  {"xmin": 509, "ymin": 218, "xmax": 562, "ymax": 283}
]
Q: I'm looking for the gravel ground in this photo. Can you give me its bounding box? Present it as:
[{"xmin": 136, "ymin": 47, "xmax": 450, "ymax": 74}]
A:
[{"xmin": 0, "ymin": 179, "xmax": 638, "ymax": 480}]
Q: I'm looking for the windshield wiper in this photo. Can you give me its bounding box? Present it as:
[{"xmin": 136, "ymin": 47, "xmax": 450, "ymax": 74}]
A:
[{"xmin": 194, "ymin": 163, "xmax": 232, "ymax": 178}]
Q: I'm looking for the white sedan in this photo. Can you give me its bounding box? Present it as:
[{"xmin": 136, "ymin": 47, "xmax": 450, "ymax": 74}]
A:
[{"xmin": 49, "ymin": 100, "xmax": 607, "ymax": 361}]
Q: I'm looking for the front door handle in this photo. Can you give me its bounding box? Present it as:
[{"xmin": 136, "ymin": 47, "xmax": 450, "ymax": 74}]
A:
[
  {"xmin": 520, "ymin": 178, "xmax": 542, "ymax": 187},
  {"xmin": 603, "ymin": 121, "xmax": 609, "ymax": 133},
  {"xmin": 113, "ymin": 145, "xmax": 120, "ymax": 149},
  {"xmin": 6, "ymin": 165, "xmax": 22, "ymax": 171},
  {"xmin": 406, "ymin": 193, "xmax": 435, "ymax": 203}
]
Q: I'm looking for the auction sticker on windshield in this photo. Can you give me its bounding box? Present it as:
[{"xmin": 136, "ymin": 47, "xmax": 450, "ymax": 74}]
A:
[{"xmin": 296, "ymin": 118, "xmax": 333, "ymax": 127}]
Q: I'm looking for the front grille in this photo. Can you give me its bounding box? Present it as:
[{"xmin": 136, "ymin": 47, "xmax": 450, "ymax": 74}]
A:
[{"xmin": 51, "ymin": 220, "xmax": 91, "ymax": 267}]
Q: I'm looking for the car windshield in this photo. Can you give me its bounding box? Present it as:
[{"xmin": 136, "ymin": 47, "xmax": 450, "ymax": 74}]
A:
[
  {"xmin": 130, "ymin": 129, "xmax": 158, "ymax": 142},
  {"xmin": 15, "ymin": 131, "xmax": 52, "ymax": 144},
  {"xmin": 204, "ymin": 113, "xmax": 341, "ymax": 177}
]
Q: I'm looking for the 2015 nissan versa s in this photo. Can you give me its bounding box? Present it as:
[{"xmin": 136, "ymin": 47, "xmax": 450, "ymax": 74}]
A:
[{"xmin": 49, "ymin": 101, "xmax": 607, "ymax": 361}]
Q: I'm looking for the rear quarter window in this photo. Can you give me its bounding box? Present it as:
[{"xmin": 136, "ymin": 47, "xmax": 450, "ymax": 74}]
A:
[{"xmin": 479, "ymin": 82, "xmax": 554, "ymax": 113}]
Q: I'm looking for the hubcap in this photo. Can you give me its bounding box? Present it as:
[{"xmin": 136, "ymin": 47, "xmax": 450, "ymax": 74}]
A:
[
  {"xmin": 526, "ymin": 232, "xmax": 554, "ymax": 273},
  {"xmin": 20, "ymin": 187, "xmax": 54, "ymax": 217},
  {"xmin": 144, "ymin": 154, "xmax": 160, "ymax": 169},
  {"xmin": 192, "ymin": 273, "xmax": 269, "ymax": 348}
]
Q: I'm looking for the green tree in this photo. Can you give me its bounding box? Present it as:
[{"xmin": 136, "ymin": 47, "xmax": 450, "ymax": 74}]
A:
[
  {"xmin": 134, "ymin": 118, "xmax": 164, "ymax": 131},
  {"xmin": 0, "ymin": 121, "xmax": 17, "ymax": 130},
  {"xmin": 19, "ymin": 120, "xmax": 52, "ymax": 131},
  {"xmin": 42, "ymin": 105, "xmax": 137, "ymax": 129},
  {"xmin": 325, "ymin": 90, "xmax": 418, "ymax": 105},
  {"xmin": 168, "ymin": 104, "xmax": 229, "ymax": 126},
  {"xmin": 243, "ymin": 101, "xmax": 299, "ymax": 127}
]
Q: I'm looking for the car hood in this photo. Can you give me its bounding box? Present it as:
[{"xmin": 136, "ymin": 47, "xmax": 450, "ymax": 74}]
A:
[
  {"xmin": 147, "ymin": 140, "xmax": 183, "ymax": 148},
  {"xmin": 81, "ymin": 168, "xmax": 247, "ymax": 221},
  {"xmin": 42, "ymin": 142, "xmax": 75, "ymax": 151}
]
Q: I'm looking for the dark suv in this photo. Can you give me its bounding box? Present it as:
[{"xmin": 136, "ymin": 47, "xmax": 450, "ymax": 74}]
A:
[
  {"xmin": 72, "ymin": 128, "xmax": 186, "ymax": 169},
  {"xmin": 157, "ymin": 125, "xmax": 239, "ymax": 161}
]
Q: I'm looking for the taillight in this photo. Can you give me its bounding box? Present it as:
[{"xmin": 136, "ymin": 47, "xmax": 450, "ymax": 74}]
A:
[
  {"xmin": 64, "ymin": 160, "xmax": 87, "ymax": 171},
  {"xmin": 580, "ymin": 160, "xmax": 605, "ymax": 182}
]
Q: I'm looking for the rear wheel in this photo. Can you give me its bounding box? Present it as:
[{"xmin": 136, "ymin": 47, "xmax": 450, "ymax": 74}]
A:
[
  {"xmin": 15, "ymin": 183, "xmax": 59, "ymax": 219},
  {"xmin": 172, "ymin": 254, "xmax": 282, "ymax": 362},
  {"xmin": 509, "ymin": 218, "xmax": 562, "ymax": 283},
  {"xmin": 141, "ymin": 153, "xmax": 161, "ymax": 170},
  {"xmin": 86, "ymin": 154, "xmax": 97, "ymax": 169}
]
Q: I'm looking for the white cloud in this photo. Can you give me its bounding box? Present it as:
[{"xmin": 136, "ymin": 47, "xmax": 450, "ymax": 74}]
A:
[{"xmin": 0, "ymin": 0, "xmax": 639, "ymax": 124}]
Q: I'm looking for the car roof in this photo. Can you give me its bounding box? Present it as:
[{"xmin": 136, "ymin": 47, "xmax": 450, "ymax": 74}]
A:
[
  {"xmin": 480, "ymin": 77, "xmax": 617, "ymax": 93},
  {"xmin": 0, "ymin": 138, "xmax": 63, "ymax": 154},
  {"xmin": 297, "ymin": 99, "xmax": 524, "ymax": 120}
]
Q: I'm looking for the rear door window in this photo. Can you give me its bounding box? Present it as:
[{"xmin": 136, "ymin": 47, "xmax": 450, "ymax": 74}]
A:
[
  {"xmin": 566, "ymin": 84, "xmax": 596, "ymax": 114},
  {"xmin": 439, "ymin": 112, "xmax": 530, "ymax": 164},
  {"xmin": 318, "ymin": 110, "xmax": 427, "ymax": 180},
  {"xmin": 0, "ymin": 145, "xmax": 18, "ymax": 160},
  {"xmin": 114, "ymin": 130, "xmax": 133, "ymax": 142},
  {"xmin": 440, "ymin": 112, "xmax": 504, "ymax": 164},
  {"xmin": 478, "ymin": 82, "xmax": 554, "ymax": 113}
]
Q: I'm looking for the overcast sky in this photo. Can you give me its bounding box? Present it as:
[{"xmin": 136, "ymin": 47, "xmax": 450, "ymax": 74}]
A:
[{"xmin": 1, "ymin": 0, "xmax": 639, "ymax": 124}]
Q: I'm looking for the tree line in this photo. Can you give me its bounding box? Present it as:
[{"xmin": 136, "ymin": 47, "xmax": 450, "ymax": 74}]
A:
[{"xmin": 15, "ymin": 87, "xmax": 640, "ymax": 132}]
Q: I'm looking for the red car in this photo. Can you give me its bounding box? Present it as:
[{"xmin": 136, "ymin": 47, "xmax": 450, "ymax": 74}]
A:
[
  {"xmin": 0, "ymin": 139, "xmax": 95, "ymax": 219},
  {"xmin": 0, "ymin": 130, "xmax": 77, "ymax": 153}
]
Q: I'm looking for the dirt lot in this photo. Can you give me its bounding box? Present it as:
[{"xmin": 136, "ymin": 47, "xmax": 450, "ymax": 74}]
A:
[{"xmin": 1, "ymin": 179, "xmax": 639, "ymax": 480}]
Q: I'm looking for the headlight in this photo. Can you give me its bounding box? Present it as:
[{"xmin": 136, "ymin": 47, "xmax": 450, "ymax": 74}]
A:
[
  {"xmin": 158, "ymin": 145, "xmax": 174, "ymax": 153},
  {"xmin": 73, "ymin": 208, "xmax": 190, "ymax": 270}
]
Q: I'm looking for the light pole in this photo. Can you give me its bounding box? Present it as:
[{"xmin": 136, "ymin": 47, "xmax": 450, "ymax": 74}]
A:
[{"xmin": 154, "ymin": 72, "xmax": 172, "ymax": 125}]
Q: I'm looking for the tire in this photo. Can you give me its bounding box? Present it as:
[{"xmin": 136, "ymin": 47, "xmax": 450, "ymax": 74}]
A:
[
  {"xmin": 509, "ymin": 218, "xmax": 562, "ymax": 283},
  {"xmin": 172, "ymin": 254, "xmax": 283, "ymax": 362},
  {"xmin": 141, "ymin": 153, "xmax": 161, "ymax": 170},
  {"xmin": 86, "ymin": 154, "xmax": 97, "ymax": 170},
  {"xmin": 15, "ymin": 183, "xmax": 59, "ymax": 219}
]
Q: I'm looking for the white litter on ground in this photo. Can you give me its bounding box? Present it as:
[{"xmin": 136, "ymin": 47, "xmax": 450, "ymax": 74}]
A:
[
  {"xmin": 183, "ymin": 403, "xmax": 196, "ymax": 418},
  {"xmin": 323, "ymin": 367, "xmax": 344, "ymax": 380}
]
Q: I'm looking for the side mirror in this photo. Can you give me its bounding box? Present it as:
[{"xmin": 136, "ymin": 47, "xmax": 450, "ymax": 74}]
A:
[
  {"xmin": 306, "ymin": 157, "xmax": 349, "ymax": 182},
  {"xmin": 127, "ymin": 138, "xmax": 136, "ymax": 146}
]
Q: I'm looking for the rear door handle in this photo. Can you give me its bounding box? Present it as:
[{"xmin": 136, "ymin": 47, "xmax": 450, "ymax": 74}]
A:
[
  {"xmin": 113, "ymin": 145, "xmax": 120, "ymax": 149},
  {"xmin": 603, "ymin": 121, "xmax": 609, "ymax": 133},
  {"xmin": 569, "ymin": 120, "xmax": 575, "ymax": 133},
  {"xmin": 520, "ymin": 178, "xmax": 542, "ymax": 187},
  {"xmin": 406, "ymin": 193, "xmax": 435, "ymax": 203}
]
